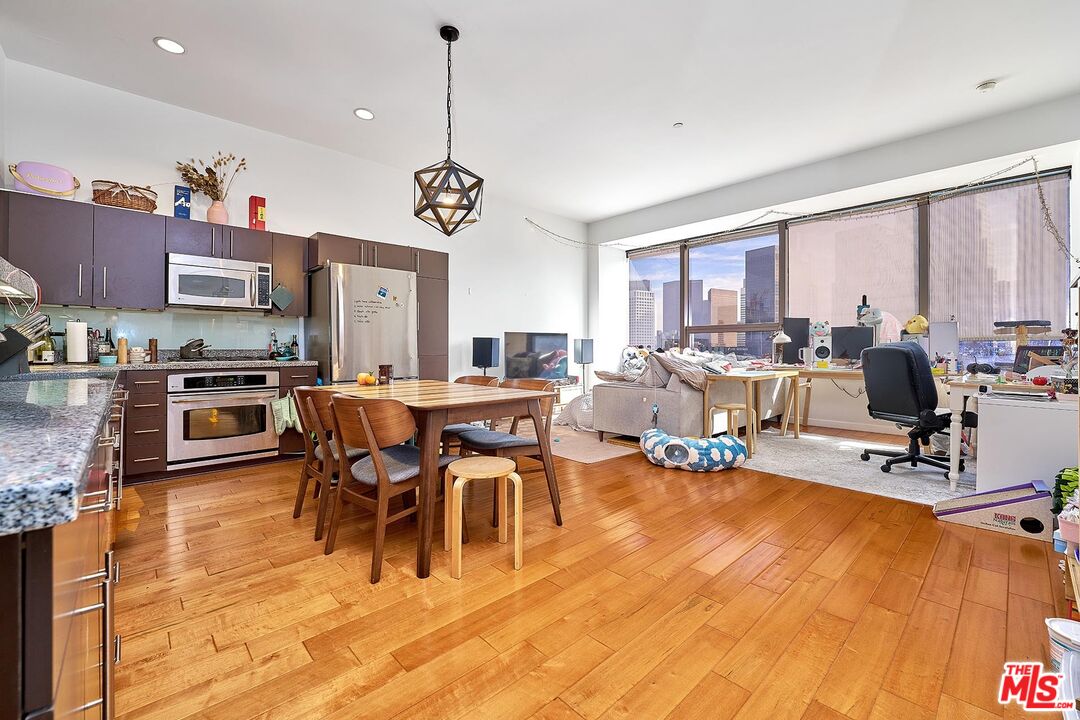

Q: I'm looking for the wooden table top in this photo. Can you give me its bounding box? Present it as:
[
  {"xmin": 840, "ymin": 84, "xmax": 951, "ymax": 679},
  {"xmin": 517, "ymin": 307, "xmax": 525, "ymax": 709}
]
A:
[
  {"xmin": 705, "ymin": 368, "xmax": 801, "ymax": 382},
  {"xmin": 327, "ymin": 379, "xmax": 553, "ymax": 409},
  {"xmin": 947, "ymin": 378, "xmax": 1049, "ymax": 392}
]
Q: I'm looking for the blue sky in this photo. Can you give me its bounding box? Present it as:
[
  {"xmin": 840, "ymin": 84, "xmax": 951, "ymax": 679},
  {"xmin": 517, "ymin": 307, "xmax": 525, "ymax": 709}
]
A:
[{"xmin": 630, "ymin": 234, "xmax": 778, "ymax": 301}]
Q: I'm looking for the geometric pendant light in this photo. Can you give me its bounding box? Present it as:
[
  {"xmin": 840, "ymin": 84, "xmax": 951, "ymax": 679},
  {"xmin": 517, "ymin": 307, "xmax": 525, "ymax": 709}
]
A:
[{"xmin": 413, "ymin": 25, "xmax": 484, "ymax": 236}]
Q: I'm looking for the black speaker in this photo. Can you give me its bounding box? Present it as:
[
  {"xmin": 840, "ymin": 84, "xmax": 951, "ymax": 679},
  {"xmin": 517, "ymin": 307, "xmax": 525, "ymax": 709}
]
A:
[
  {"xmin": 574, "ymin": 338, "xmax": 594, "ymax": 365},
  {"xmin": 781, "ymin": 317, "xmax": 810, "ymax": 364},
  {"xmin": 472, "ymin": 337, "xmax": 499, "ymax": 369}
]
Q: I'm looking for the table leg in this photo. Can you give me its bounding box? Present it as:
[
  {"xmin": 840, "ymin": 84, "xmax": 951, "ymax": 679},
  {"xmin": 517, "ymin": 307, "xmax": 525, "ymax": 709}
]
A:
[
  {"xmin": 948, "ymin": 390, "xmax": 963, "ymax": 491},
  {"xmin": 753, "ymin": 381, "xmax": 762, "ymax": 435},
  {"xmin": 792, "ymin": 377, "xmax": 801, "ymax": 439},
  {"xmin": 529, "ymin": 399, "xmax": 563, "ymax": 525},
  {"xmin": 743, "ymin": 380, "xmax": 754, "ymax": 458},
  {"xmin": 801, "ymin": 379, "xmax": 812, "ymax": 429},
  {"xmin": 416, "ymin": 408, "xmax": 446, "ymax": 578}
]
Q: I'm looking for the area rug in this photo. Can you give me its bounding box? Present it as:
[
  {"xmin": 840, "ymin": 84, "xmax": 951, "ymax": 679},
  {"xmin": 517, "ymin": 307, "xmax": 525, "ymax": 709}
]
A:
[
  {"xmin": 742, "ymin": 428, "xmax": 976, "ymax": 505},
  {"xmin": 548, "ymin": 426, "xmax": 639, "ymax": 464}
]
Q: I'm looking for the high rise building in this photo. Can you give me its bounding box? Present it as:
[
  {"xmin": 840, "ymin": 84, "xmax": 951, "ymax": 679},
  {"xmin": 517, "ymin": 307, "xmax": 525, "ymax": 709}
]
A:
[
  {"xmin": 662, "ymin": 280, "xmax": 681, "ymax": 347},
  {"xmin": 708, "ymin": 288, "xmax": 739, "ymax": 348},
  {"xmin": 628, "ymin": 288, "xmax": 656, "ymax": 346},
  {"xmin": 744, "ymin": 246, "xmax": 778, "ymax": 357}
]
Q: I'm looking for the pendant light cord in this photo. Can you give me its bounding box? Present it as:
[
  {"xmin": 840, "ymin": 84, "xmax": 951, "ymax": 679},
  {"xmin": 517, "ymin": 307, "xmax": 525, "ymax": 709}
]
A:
[{"xmin": 445, "ymin": 38, "xmax": 453, "ymax": 159}]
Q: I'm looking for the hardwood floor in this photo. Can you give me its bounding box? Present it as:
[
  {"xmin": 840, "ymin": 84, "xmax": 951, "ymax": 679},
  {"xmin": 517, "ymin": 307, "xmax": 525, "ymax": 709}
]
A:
[{"xmin": 113, "ymin": 433, "xmax": 1065, "ymax": 719}]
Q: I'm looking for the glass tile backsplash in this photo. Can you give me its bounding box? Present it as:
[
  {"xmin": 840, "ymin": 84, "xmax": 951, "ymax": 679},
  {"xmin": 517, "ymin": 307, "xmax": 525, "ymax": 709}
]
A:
[{"xmin": 39, "ymin": 306, "xmax": 300, "ymax": 351}]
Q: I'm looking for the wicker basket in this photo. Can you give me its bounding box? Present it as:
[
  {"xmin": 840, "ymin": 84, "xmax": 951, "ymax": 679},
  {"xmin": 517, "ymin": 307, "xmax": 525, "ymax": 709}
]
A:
[{"xmin": 91, "ymin": 180, "xmax": 158, "ymax": 213}]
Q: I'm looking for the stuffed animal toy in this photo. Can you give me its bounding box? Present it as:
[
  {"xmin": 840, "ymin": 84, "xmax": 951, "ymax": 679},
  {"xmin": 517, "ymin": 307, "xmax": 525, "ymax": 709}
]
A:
[
  {"xmin": 639, "ymin": 428, "xmax": 748, "ymax": 471},
  {"xmin": 905, "ymin": 314, "xmax": 929, "ymax": 335},
  {"xmin": 811, "ymin": 321, "xmax": 831, "ymax": 338}
]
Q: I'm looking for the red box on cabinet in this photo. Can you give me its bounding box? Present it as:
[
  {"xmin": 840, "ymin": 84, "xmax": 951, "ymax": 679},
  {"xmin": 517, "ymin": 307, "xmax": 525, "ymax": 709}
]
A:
[{"xmin": 249, "ymin": 195, "xmax": 266, "ymax": 230}]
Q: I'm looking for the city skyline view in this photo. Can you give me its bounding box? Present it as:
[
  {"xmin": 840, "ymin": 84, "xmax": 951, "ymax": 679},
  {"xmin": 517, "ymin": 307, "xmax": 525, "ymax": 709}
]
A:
[{"xmin": 628, "ymin": 233, "xmax": 779, "ymax": 354}]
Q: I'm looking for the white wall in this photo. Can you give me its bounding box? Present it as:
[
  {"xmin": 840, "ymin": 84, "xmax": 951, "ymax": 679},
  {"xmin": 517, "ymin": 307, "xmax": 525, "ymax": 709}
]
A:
[
  {"xmin": 3, "ymin": 61, "xmax": 589, "ymax": 380},
  {"xmin": 0, "ymin": 41, "xmax": 6, "ymax": 173}
]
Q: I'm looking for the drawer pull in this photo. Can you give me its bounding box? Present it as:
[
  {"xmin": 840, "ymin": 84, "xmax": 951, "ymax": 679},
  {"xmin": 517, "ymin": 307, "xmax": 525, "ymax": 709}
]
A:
[
  {"xmin": 62, "ymin": 599, "xmax": 104, "ymax": 618},
  {"xmin": 133, "ymin": 402, "xmax": 160, "ymax": 408},
  {"xmin": 133, "ymin": 380, "xmax": 160, "ymax": 385},
  {"xmin": 132, "ymin": 456, "xmax": 161, "ymax": 463},
  {"xmin": 132, "ymin": 428, "xmax": 160, "ymax": 435}
]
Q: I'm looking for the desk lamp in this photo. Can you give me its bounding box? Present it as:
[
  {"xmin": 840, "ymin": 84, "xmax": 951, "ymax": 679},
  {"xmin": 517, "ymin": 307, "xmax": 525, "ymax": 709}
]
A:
[{"xmin": 771, "ymin": 330, "xmax": 791, "ymax": 365}]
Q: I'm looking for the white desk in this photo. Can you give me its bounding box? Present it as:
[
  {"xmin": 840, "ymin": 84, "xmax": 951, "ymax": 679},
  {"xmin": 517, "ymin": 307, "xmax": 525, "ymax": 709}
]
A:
[
  {"xmin": 974, "ymin": 395, "xmax": 1077, "ymax": 492},
  {"xmin": 946, "ymin": 379, "xmax": 1059, "ymax": 490}
]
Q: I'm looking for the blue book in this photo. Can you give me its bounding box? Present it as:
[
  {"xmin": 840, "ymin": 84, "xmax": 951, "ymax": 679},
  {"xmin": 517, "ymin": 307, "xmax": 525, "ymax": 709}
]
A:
[{"xmin": 174, "ymin": 186, "xmax": 191, "ymax": 218}]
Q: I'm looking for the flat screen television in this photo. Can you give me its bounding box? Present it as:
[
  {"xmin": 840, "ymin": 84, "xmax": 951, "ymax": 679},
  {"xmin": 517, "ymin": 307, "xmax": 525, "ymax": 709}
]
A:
[{"xmin": 504, "ymin": 332, "xmax": 568, "ymax": 379}]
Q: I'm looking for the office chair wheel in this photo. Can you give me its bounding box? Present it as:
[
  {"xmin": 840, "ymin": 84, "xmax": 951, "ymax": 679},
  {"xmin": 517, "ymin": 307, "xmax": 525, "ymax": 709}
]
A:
[
  {"xmin": 860, "ymin": 452, "xmax": 871, "ymax": 461},
  {"xmin": 880, "ymin": 464, "xmax": 892, "ymax": 473}
]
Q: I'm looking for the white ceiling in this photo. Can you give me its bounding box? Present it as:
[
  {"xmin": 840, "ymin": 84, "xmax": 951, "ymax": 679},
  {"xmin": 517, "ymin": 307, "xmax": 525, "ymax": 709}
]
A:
[{"xmin": 1, "ymin": 0, "xmax": 1078, "ymax": 223}]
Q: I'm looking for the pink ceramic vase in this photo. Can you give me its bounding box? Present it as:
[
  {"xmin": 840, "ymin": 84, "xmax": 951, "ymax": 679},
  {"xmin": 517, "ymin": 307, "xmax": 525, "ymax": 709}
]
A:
[{"xmin": 206, "ymin": 200, "xmax": 229, "ymax": 224}]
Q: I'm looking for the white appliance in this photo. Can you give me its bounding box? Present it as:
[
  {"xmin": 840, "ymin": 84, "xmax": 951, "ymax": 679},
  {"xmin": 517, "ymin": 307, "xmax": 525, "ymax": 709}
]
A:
[
  {"xmin": 167, "ymin": 253, "xmax": 272, "ymax": 310},
  {"xmin": 306, "ymin": 262, "xmax": 419, "ymax": 383},
  {"xmin": 974, "ymin": 395, "xmax": 1078, "ymax": 492},
  {"xmin": 166, "ymin": 370, "xmax": 280, "ymax": 469}
]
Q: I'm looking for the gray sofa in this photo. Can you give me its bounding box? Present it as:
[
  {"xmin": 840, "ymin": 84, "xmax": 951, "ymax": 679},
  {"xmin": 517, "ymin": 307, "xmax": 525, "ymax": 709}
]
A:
[{"xmin": 592, "ymin": 356, "xmax": 788, "ymax": 440}]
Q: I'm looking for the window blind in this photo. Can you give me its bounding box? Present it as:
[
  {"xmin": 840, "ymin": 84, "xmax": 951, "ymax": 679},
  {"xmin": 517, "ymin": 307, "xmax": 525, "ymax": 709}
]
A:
[{"xmin": 928, "ymin": 175, "xmax": 1069, "ymax": 338}]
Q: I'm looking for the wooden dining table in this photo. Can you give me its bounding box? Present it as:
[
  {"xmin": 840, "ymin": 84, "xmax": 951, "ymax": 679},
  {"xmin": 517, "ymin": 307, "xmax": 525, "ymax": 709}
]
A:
[{"xmin": 331, "ymin": 380, "xmax": 559, "ymax": 578}]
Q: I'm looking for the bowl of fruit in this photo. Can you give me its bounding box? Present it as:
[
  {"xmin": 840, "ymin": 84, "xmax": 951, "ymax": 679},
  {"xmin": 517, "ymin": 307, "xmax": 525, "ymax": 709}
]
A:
[{"xmin": 356, "ymin": 372, "xmax": 379, "ymax": 386}]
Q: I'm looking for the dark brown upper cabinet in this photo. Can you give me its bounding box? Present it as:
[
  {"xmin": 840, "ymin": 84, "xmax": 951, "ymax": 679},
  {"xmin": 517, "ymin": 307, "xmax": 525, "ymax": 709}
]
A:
[
  {"xmin": 271, "ymin": 233, "xmax": 308, "ymax": 317},
  {"xmin": 414, "ymin": 248, "xmax": 449, "ymax": 280},
  {"xmin": 223, "ymin": 226, "xmax": 272, "ymax": 264},
  {"xmin": 4, "ymin": 192, "xmax": 95, "ymax": 306},
  {"xmin": 307, "ymin": 232, "xmax": 363, "ymax": 269},
  {"xmin": 165, "ymin": 216, "xmax": 216, "ymax": 257},
  {"xmin": 367, "ymin": 242, "xmax": 414, "ymax": 272},
  {"xmin": 417, "ymin": 276, "xmax": 449, "ymax": 356},
  {"xmin": 92, "ymin": 206, "xmax": 166, "ymax": 309},
  {"xmin": 165, "ymin": 216, "xmax": 271, "ymax": 263}
]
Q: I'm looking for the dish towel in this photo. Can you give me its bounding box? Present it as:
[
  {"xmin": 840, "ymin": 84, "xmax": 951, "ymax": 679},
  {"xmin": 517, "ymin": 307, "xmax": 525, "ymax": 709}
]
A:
[{"xmin": 270, "ymin": 393, "xmax": 302, "ymax": 435}]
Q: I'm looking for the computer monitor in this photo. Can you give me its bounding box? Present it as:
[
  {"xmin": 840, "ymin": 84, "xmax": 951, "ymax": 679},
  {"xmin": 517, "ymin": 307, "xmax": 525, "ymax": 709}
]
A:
[
  {"xmin": 832, "ymin": 326, "xmax": 874, "ymax": 362},
  {"xmin": 781, "ymin": 317, "xmax": 810, "ymax": 364}
]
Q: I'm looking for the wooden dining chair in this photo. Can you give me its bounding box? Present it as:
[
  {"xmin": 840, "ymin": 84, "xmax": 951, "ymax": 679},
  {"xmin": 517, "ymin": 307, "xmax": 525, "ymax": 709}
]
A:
[
  {"xmin": 324, "ymin": 394, "xmax": 456, "ymax": 583},
  {"xmin": 441, "ymin": 375, "xmax": 500, "ymax": 451},
  {"xmin": 457, "ymin": 378, "xmax": 562, "ymax": 526},
  {"xmin": 291, "ymin": 387, "xmax": 369, "ymax": 541}
]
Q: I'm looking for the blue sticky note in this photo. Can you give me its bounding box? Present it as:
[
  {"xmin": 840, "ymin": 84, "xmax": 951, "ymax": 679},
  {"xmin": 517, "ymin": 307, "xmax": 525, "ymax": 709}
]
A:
[{"xmin": 174, "ymin": 186, "xmax": 191, "ymax": 218}]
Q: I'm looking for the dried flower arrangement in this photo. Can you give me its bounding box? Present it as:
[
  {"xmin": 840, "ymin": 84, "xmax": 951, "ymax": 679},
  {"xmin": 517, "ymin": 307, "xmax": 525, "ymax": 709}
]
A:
[{"xmin": 175, "ymin": 152, "xmax": 248, "ymax": 202}]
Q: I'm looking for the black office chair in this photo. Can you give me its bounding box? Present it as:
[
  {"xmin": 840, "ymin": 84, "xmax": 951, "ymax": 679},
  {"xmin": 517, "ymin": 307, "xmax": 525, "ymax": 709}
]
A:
[{"xmin": 859, "ymin": 342, "xmax": 975, "ymax": 479}]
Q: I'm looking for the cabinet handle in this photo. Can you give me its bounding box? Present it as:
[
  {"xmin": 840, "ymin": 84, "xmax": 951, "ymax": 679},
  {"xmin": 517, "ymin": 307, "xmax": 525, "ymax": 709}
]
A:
[
  {"xmin": 78, "ymin": 263, "xmax": 83, "ymax": 297},
  {"xmin": 132, "ymin": 428, "xmax": 159, "ymax": 435},
  {"xmin": 211, "ymin": 226, "xmax": 216, "ymax": 256},
  {"xmin": 132, "ymin": 456, "xmax": 160, "ymax": 463},
  {"xmin": 361, "ymin": 244, "xmax": 365, "ymax": 265},
  {"xmin": 132, "ymin": 402, "xmax": 160, "ymax": 408},
  {"xmin": 415, "ymin": 250, "xmax": 420, "ymax": 273},
  {"xmin": 133, "ymin": 380, "xmax": 160, "ymax": 385},
  {"xmin": 230, "ymin": 230, "xmax": 235, "ymax": 258},
  {"xmin": 103, "ymin": 266, "xmax": 108, "ymax": 299},
  {"xmin": 373, "ymin": 245, "xmax": 378, "ymax": 267},
  {"xmin": 290, "ymin": 374, "xmax": 311, "ymax": 378}
]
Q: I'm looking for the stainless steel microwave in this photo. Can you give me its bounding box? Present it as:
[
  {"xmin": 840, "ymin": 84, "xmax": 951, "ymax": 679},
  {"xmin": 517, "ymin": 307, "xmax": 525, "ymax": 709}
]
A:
[{"xmin": 167, "ymin": 253, "xmax": 272, "ymax": 310}]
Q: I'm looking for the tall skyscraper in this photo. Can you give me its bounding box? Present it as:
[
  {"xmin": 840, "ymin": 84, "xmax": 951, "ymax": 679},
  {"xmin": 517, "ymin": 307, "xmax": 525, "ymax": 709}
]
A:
[
  {"xmin": 628, "ymin": 288, "xmax": 656, "ymax": 346},
  {"xmin": 744, "ymin": 246, "xmax": 778, "ymax": 357},
  {"xmin": 708, "ymin": 288, "xmax": 739, "ymax": 348},
  {"xmin": 662, "ymin": 281, "xmax": 681, "ymax": 347}
]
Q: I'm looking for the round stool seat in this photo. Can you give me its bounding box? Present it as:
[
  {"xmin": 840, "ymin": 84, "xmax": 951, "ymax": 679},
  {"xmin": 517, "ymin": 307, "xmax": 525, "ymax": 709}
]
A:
[
  {"xmin": 711, "ymin": 401, "xmax": 754, "ymax": 412},
  {"xmin": 447, "ymin": 456, "xmax": 517, "ymax": 480}
]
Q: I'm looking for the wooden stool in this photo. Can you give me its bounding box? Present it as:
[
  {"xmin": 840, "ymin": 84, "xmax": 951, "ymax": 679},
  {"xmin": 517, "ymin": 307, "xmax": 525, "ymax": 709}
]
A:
[
  {"xmin": 444, "ymin": 456, "xmax": 522, "ymax": 579},
  {"xmin": 710, "ymin": 402, "xmax": 758, "ymax": 457}
]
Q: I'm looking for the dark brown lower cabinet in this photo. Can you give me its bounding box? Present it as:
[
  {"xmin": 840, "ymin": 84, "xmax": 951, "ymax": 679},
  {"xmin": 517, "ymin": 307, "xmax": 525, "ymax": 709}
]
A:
[
  {"xmin": 0, "ymin": 408, "xmax": 119, "ymax": 719},
  {"xmin": 419, "ymin": 355, "xmax": 449, "ymax": 381}
]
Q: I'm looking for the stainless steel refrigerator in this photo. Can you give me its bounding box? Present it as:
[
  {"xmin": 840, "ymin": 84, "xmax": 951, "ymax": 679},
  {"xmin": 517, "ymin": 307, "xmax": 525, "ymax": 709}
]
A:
[{"xmin": 306, "ymin": 262, "xmax": 419, "ymax": 383}]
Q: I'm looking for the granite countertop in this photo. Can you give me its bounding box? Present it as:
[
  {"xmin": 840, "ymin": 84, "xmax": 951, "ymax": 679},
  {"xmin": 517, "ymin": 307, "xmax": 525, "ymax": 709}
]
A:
[
  {"xmin": 0, "ymin": 376, "xmax": 117, "ymax": 535},
  {"xmin": 3, "ymin": 359, "xmax": 318, "ymax": 381}
]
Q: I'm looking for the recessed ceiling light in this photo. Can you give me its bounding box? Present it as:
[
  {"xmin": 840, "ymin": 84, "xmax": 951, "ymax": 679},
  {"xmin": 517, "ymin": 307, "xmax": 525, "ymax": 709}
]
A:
[
  {"xmin": 353, "ymin": 107, "xmax": 375, "ymax": 120},
  {"xmin": 672, "ymin": 122, "xmax": 684, "ymax": 128},
  {"xmin": 976, "ymin": 79, "xmax": 998, "ymax": 93},
  {"xmin": 153, "ymin": 36, "xmax": 185, "ymax": 54}
]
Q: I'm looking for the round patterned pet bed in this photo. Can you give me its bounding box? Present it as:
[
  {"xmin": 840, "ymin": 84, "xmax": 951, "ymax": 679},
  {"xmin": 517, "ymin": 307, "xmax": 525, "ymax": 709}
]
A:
[{"xmin": 640, "ymin": 428, "xmax": 748, "ymax": 471}]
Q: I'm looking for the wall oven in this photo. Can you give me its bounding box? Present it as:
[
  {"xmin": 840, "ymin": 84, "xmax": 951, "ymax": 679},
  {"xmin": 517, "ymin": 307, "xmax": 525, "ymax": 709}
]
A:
[
  {"xmin": 167, "ymin": 370, "xmax": 280, "ymax": 470},
  {"xmin": 167, "ymin": 253, "xmax": 273, "ymax": 310}
]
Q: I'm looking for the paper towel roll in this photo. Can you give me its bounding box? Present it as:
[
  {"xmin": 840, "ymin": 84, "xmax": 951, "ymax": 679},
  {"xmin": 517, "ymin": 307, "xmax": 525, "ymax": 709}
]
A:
[{"xmin": 66, "ymin": 321, "xmax": 88, "ymax": 363}]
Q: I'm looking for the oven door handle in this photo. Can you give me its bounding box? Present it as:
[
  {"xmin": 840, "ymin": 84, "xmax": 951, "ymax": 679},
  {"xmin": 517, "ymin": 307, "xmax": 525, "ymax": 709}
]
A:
[{"xmin": 169, "ymin": 391, "xmax": 279, "ymax": 405}]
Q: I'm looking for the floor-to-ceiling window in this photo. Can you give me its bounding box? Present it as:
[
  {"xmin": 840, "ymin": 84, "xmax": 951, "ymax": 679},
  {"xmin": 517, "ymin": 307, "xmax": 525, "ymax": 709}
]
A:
[
  {"xmin": 928, "ymin": 174, "xmax": 1070, "ymax": 366},
  {"xmin": 627, "ymin": 246, "xmax": 681, "ymax": 350},
  {"xmin": 685, "ymin": 229, "xmax": 779, "ymax": 356}
]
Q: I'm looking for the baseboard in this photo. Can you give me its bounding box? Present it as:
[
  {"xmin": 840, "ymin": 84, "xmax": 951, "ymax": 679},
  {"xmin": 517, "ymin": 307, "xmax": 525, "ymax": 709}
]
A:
[{"xmin": 804, "ymin": 417, "xmax": 906, "ymax": 436}]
